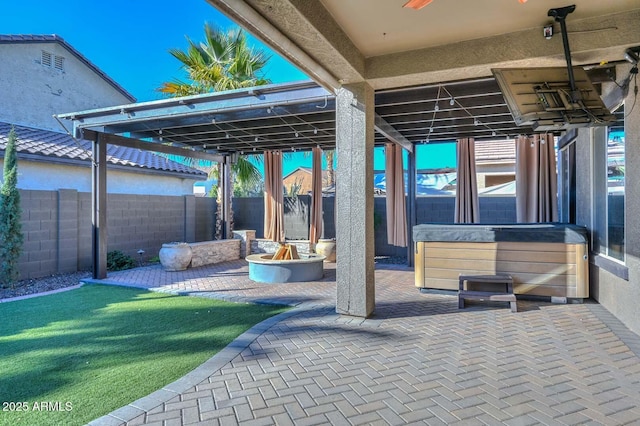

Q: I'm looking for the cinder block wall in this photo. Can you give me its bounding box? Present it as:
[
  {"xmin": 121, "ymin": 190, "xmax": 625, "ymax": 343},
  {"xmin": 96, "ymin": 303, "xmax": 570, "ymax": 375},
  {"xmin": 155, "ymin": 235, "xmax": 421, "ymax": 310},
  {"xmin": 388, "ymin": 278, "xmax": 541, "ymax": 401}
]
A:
[
  {"xmin": 374, "ymin": 197, "xmax": 407, "ymax": 257},
  {"xmin": 17, "ymin": 190, "xmax": 216, "ymax": 280},
  {"xmin": 79, "ymin": 194, "xmax": 200, "ymax": 270},
  {"xmin": 196, "ymin": 197, "xmax": 216, "ymax": 241},
  {"xmin": 234, "ymin": 195, "xmax": 517, "ymax": 258},
  {"xmin": 284, "ymin": 196, "xmax": 311, "ymax": 240},
  {"xmin": 233, "ymin": 197, "xmax": 264, "ymax": 237},
  {"xmin": 479, "ymin": 196, "xmax": 517, "ymax": 223},
  {"xmin": 18, "ymin": 190, "xmax": 60, "ymax": 279},
  {"xmin": 14, "ymin": 190, "xmax": 517, "ymax": 280},
  {"xmin": 57, "ymin": 189, "xmax": 79, "ymax": 274},
  {"xmin": 234, "ymin": 196, "xmax": 336, "ymax": 240},
  {"xmin": 415, "ymin": 196, "xmax": 517, "ymax": 225}
]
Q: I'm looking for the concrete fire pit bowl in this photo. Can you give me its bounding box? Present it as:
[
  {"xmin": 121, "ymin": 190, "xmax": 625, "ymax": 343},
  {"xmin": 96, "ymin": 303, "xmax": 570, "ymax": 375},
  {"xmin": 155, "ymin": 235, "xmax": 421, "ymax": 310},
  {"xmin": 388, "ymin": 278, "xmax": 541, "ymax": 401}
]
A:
[{"xmin": 246, "ymin": 253, "xmax": 326, "ymax": 283}]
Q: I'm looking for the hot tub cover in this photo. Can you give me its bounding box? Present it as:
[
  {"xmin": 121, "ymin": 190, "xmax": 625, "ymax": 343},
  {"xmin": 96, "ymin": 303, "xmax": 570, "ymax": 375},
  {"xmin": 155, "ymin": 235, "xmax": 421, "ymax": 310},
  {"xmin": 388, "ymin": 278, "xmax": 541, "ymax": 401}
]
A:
[{"xmin": 412, "ymin": 223, "xmax": 588, "ymax": 244}]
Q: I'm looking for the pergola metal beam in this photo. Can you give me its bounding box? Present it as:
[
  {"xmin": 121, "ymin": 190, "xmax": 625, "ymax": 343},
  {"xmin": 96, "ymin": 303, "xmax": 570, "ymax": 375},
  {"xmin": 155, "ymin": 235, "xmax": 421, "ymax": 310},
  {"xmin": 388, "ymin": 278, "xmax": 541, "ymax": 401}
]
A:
[
  {"xmin": 58, "ymin": 83, "xmax": 332, "ymax": 130},
  {"xmin": 375, "ymin": 79, "xmax": 501, "ymax": 106},
  {"xmin": 91, "ymin": 132, "xmax": 107, "ymax": 280},
  {"xmin": 59, "ymin": 78, "xmax": 595, "ymax": 156},
  {"xmin": 374, "ymin": 114, "xmax": 413, "ymax": 153},
  {"xmin": 80, "ymin": 129, "xmax": 225, "ymax": 163},
  {"xmin": 96, "ymin": 99, "xmax": 336, "ymax": 137}
]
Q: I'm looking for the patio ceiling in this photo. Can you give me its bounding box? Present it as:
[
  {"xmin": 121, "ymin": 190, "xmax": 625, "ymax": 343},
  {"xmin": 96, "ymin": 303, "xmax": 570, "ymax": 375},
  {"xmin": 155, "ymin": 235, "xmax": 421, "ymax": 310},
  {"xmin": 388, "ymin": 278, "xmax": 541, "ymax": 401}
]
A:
[{"xmin": 58, "ymin": 1, "xmax": 635, "ymax": 156}]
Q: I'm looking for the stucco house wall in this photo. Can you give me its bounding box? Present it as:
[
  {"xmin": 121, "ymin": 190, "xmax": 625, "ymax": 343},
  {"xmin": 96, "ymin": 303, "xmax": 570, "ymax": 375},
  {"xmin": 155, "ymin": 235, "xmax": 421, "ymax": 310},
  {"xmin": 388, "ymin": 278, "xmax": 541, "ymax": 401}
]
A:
[
  {"xmin": 0, "ymin": 36, "xmax": 203, "ymax": 197},
  {"xmin": 0, "ymin": 36, "xmax": 210, "ymax": 280},
  {"xmin": 1, "ymin": 159, "xmax": 198, "ymax": 196},
  {"xmin": 576, "ymin": 63, "xmax": 640, "ymax": 336},
  {"xmin": 283, "ymin": 168, "xmax": 313, "ymax": 195},
  {"xmin": 0, "ymin": 36, "xmax": 134, "ymax": 131},
  {"xmin": 0, "ymin": 122, "xmax": 206, "ymax": 197}
]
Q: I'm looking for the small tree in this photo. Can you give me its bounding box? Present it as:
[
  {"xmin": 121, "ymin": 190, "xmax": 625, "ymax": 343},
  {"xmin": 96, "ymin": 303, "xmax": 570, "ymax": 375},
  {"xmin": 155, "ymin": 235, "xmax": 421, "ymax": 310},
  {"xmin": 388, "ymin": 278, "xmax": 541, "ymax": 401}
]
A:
[{"xmin": 0, "ymin": 126, "xmax": 24, "ymax": 288}]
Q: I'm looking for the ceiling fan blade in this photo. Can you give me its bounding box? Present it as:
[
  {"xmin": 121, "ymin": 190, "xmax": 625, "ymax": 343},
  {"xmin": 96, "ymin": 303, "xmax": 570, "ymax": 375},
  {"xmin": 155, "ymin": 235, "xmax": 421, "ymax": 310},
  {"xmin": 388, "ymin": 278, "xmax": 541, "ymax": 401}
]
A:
[{"xmin": 403, "ymin": 0, "xmax": 434, "ymax": 10}]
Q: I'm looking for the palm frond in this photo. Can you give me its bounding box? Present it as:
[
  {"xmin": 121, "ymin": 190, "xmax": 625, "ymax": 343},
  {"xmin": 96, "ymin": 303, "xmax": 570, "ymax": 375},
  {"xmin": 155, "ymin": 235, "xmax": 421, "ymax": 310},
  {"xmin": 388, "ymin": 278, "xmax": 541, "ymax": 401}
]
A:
[
  {"xmin": 233, "ymin": 156, "xmax": 262, "ymax": 187},
  {"xmin": 158, "ymin": 22, "xmax": 273, "ymax": 196}
]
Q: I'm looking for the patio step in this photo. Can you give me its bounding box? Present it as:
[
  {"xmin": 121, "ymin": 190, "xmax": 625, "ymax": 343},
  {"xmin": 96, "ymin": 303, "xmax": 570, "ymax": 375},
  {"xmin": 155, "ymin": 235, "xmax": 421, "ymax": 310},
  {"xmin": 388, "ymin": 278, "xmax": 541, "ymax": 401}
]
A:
[{"xmin": 458, "ymin": 274, "xmax": 517, "ymax": 312}]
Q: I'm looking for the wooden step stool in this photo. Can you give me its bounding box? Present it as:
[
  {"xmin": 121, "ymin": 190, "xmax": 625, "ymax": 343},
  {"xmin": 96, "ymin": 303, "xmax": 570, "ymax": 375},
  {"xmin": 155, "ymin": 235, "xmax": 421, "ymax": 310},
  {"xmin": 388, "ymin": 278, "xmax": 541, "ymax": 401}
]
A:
[{"xmin": 458, "ymin": 274, "xmax": 517, "ymax": 313}]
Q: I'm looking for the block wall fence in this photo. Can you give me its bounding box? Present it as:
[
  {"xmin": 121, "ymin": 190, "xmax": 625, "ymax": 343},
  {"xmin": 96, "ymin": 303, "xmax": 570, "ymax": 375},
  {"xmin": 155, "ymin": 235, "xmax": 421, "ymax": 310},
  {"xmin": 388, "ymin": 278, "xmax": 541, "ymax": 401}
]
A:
[{"xmin": 15, "ymin": 189, "xmax": 516, "ymax": 280}]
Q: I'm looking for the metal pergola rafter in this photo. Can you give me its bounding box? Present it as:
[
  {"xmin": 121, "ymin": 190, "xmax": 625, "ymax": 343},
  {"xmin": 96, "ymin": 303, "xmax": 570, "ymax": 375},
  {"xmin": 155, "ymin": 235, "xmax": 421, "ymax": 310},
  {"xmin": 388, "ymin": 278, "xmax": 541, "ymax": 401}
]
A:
[{"xmin": 56, "ymin": 76, "xmax": 624, "ymax": 279}]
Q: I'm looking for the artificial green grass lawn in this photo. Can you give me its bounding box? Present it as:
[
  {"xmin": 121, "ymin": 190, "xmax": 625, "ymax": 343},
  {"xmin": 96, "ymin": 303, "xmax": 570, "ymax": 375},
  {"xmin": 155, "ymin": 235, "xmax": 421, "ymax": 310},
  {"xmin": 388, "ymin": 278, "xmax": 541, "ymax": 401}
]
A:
[{"xmin": 0, "ymin": 284, "xmax": 289, "ymax": 426}]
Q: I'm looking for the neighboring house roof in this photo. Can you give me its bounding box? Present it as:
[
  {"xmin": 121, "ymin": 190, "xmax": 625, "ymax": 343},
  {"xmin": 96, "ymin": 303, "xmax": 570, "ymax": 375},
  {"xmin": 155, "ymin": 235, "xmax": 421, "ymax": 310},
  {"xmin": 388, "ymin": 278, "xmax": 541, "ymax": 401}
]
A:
[
  {"xmin": 475, "ymin": 139, "xmax": 516, "ymax": 163},
  {"xmin": 284, "ymin": 167, "xmax": 332, "ymax": 182},
  {"xmin": 373, "ymin": 170, "xmax": 455, "ymax": 195},
  {"xmin": 0, "ymin": 122, "xmax": 206, "ymax": 178},
  {"xmin": 479, "ymin": 180, "xmax": 516, "ymax": 195},
  {"xmin": 283, "ymin": 166, "xmax": 312, "ymax": 180},
  {"xmin": 0, "ymin": 34, "xmax": 136, "ymax": 103}
]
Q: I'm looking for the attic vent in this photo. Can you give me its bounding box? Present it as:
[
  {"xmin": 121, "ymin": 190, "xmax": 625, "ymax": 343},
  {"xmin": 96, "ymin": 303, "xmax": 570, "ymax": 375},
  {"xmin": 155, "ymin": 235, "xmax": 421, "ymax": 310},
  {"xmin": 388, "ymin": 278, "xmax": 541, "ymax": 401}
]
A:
[
  {"xmin": 40, "ymin": 50, "xmax": 65, "ymax": 71},
  {"xmin": 41, "ymin": 50, "xmax": 52, "ymax": 67},
  {"xmin": 54, "ymin": 55, "xmax": 64, "ymax": 71}
]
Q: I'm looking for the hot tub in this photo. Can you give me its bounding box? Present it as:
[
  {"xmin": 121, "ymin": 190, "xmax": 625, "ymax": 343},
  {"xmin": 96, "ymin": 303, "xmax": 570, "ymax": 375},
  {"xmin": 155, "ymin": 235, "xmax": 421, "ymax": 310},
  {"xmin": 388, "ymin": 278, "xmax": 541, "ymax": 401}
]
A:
[{"xmin": 413, "ymin": 223, "xmax": 589, "ymax": 299}]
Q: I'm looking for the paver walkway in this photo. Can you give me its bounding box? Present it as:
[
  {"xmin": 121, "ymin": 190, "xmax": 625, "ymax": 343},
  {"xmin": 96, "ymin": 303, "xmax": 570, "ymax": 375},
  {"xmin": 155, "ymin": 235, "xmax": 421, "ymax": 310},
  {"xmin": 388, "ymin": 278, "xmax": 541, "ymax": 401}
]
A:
[{"xmin": 87, "ymin": 260, "xmax": 640, "ymax": 426}]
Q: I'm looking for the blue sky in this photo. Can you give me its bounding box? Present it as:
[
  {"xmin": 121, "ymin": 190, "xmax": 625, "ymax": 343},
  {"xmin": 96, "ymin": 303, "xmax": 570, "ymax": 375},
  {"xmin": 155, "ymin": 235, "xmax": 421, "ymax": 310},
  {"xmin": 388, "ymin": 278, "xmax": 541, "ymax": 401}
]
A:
[
  {"xmin": 2, "ymin": 0, "xmax": 456, "ymax": 175},
  {"xmin": 1, "ymin": 0, "xmax": 309, "ymax": 102}
]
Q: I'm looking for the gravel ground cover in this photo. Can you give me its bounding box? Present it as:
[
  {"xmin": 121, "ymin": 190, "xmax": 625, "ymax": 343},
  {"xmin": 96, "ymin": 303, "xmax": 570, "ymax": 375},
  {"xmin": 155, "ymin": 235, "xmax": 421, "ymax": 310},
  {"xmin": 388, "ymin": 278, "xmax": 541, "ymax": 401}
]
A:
[{"xmin": 0, "ymin": 271, "xmax": 91, "ymax": 300}]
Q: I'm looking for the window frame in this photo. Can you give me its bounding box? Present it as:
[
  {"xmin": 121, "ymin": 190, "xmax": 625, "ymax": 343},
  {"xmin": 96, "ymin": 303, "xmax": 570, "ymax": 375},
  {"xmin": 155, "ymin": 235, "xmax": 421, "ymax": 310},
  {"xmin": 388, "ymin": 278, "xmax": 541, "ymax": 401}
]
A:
[{"xmin": 591, "ymin": 113, "xmax": 628, "ymax": 280}]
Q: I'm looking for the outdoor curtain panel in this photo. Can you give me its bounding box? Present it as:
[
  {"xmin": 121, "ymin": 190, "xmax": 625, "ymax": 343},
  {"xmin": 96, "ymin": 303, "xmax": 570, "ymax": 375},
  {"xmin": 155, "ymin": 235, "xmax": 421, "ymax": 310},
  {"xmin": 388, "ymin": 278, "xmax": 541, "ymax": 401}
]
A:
[
  {"xmin": 309, "ymin": 146, "xmax": 323, "ymax": 244},
  {"xmin": 515, "ymin": 134, "xmax": 558, "ymax": 223},
  {"xmin": 455, "ymin": 138, "xmax": 480, "ymax": 223},
  {"xmin": 264, "ymin": 150, "xmax": 285, "ymax": 242},
  {"xmin": 385, "ymin": 142, "xmax": 408, "ymax": 247}
]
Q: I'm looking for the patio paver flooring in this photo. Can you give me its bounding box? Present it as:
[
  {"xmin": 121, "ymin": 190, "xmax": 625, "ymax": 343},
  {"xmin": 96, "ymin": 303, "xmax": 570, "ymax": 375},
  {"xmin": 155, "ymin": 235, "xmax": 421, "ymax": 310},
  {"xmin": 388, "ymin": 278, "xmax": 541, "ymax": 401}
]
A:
[{"xmin": 86, "ymin": 260, "xmax": 640, "ymax": 425}]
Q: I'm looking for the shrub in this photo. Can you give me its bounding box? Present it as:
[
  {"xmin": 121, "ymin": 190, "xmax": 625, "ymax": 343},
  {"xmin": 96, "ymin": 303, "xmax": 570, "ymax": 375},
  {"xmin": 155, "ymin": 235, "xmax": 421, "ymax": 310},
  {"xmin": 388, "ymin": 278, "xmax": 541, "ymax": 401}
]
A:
[
  {"xmin": 106, "ymin": 251, "xmax": 136, "ymax": 271},
  {"xmin": 0, "ymin": 127, "xmax": 24, "ymax": 288}
]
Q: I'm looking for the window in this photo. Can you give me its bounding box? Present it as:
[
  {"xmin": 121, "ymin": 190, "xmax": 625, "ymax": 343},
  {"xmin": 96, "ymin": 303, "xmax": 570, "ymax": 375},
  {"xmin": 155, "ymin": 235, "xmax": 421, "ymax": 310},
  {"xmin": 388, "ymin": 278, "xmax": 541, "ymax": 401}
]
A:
[
  {"xmin": 593, "ymin": 111, "xmax": 625, "ymax": 262},
  {"xmin": 41, "ymin": 50, "xmax": 65, "ymax": 71},
  {"xmin": 558, "ymin": 140, "xmax": 576, "ymax": 223}
]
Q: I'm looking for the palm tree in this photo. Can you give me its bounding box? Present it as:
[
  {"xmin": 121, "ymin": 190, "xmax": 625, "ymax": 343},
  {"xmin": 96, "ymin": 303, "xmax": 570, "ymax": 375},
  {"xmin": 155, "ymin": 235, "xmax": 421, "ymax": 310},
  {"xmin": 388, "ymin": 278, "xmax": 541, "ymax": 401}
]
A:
[
  {"xmin": 159, "ymin": 23, "xmax": 270, "ymax": 238},
  {"xmin": 158, "ymin": 22, "xmax": 271, "ymax": 96},
  {"xmin": 324, "ymin": 150, "xmax": 335, "ymax": 188}
]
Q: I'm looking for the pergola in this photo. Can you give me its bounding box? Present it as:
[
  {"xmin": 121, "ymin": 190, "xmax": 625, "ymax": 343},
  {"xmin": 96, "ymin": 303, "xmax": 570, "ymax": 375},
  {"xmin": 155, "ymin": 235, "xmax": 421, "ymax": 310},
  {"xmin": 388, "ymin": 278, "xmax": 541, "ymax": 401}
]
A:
[
  {"xmin": 58, "ymin": 78, "xmax": 532, "ymax": 278},
  {"xmin": 58, "ymin": 70, "xmax": 625, "ymax": 282}
]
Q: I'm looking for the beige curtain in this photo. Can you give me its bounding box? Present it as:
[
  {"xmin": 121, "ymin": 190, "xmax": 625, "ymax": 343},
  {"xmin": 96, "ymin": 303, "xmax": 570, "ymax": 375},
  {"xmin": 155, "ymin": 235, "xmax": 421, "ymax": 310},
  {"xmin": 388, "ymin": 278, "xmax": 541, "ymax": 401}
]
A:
[
  {"xmin": 385, "ymin": 142, "xmax": 408, "ymax": 247},
  {"xmin": 515, "ymin": 134, "xmax": 558, "ymax": 223},
  {"xmin": 309, "ymin": 147, "xmax": 323, "ymax": 244},
  {"xmin": 264, "ymin": 150, "xmax": 285, "ymax": 242},
  {"xmin": 455, "ymin": 138, "xmax": 479, "ymax": 223}
]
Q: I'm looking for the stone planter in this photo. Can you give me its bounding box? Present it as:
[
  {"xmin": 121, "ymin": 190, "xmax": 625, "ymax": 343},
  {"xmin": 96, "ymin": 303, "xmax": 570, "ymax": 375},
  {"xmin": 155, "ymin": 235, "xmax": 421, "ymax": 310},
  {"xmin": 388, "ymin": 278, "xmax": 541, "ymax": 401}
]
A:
[
  {"xmin": 315, "ymin": 238, "xmax": 336, "ymax": 262},
  {"xmin": 159, "ymin": 242, "xmax": 192, "ymax": 271}
]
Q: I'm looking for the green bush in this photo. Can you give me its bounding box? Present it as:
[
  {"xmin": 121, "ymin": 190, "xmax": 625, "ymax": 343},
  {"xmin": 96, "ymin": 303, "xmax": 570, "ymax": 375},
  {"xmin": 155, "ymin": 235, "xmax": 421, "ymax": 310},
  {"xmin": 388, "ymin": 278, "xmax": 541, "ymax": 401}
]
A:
[
  {"xmin": 107, "ymin": 251, "xmax": 136, "ymax": 271},
  {"xmin": 0, "ymin": 127, "xmax": 23, "ymax": 289}
]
